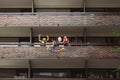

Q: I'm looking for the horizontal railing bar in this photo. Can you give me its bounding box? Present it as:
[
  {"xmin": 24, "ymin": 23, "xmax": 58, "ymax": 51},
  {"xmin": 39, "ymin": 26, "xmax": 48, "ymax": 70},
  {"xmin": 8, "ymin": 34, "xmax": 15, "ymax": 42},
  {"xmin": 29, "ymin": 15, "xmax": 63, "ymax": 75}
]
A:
[
  {"xmin": 0, "ymin": 43, "xmax": 115, "ymax": 45},
  {"xmin": 0, "ymin": 12, "xmax": 120, "ymax": 15},
  {"xmin": 0, "ymin": 78, "xmax": 119, "ymax": 80},
  {"xmin": 0, "ymin": 43, "xmax": 119, "ymax": 46}
]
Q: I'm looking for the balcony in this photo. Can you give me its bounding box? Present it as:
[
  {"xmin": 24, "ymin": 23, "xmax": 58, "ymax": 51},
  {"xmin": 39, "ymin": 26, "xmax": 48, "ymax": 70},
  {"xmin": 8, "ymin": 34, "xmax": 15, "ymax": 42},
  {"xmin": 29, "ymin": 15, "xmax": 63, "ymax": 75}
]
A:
[
  {"xmin": 0, "ymin": 78, "xmax": 119, "ymax": 80},
  {"xmin": 0, "ymin": 42, "xmax": 119, "ymax": 59},
  {"xmin": 0, "ymin": 12, "xmax": 120, "ymax": 27}
]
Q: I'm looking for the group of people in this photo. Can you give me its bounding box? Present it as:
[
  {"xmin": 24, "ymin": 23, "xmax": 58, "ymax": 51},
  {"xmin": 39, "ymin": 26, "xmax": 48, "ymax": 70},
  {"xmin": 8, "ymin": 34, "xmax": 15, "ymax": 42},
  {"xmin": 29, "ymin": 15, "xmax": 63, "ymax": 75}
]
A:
[
  {"xmin": 38, "ymin": 34, "xmax": 70, "ymax": 54},
  {"xmin": 57, "ymin": 36, "xmax": 70, "ymax": 46},
  {"xmin": 38, "ymin": 34, "xmax": 70, "ymax": 46}
]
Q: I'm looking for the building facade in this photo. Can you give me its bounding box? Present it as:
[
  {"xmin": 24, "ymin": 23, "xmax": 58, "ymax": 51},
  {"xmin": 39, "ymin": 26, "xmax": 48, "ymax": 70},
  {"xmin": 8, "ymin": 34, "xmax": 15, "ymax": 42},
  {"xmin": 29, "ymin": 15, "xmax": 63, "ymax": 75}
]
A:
[{"xmin": 0, "ymin": 0, "xmax": 120, "ymax": 79}]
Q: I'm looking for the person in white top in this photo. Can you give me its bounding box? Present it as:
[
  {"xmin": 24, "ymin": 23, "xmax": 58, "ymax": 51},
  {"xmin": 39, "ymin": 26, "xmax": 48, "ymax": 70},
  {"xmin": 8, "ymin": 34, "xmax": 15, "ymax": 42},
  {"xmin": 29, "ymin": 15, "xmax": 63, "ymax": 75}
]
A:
[
  {"xmin": 58, "ymin": 37, "xmax": 62, "ymax": 42},
  {"xmin": 57, "ymin": 36, "xmax": 62, "ymax": 45}
]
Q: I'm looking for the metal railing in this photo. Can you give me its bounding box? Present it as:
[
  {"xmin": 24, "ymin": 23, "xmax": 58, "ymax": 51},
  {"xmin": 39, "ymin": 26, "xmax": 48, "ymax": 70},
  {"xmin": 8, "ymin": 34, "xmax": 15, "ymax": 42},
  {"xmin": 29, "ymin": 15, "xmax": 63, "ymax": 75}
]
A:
[
  {"xmin": 0, "ymin": 78, "xmax": 119, "ymax": 80},
  {"xmin": 0, "ymin": 12, "xmax": 120, "ymax": 27}
]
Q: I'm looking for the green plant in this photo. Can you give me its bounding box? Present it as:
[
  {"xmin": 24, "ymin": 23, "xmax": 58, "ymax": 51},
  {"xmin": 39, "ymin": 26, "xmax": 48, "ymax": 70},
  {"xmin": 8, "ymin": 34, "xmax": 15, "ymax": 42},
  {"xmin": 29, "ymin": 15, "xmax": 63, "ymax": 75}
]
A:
[{"xmin": 113, "ymin": 66, "xmax": 120, "ymax": 72}]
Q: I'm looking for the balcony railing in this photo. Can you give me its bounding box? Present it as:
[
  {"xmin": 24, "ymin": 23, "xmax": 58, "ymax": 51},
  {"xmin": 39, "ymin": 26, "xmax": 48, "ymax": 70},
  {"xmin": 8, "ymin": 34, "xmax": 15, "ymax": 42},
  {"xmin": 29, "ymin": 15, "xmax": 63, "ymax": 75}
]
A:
[
  {"xmin": 0, "ymin": 78, "xmax": 119, "ymax": 80},
  {"xmin": 0, "ymin": 42, "xmax": 119, "ymax": 59},
  {"xmin": 0, "ymin": 12, "xmax": 120, "ymax": 27}
]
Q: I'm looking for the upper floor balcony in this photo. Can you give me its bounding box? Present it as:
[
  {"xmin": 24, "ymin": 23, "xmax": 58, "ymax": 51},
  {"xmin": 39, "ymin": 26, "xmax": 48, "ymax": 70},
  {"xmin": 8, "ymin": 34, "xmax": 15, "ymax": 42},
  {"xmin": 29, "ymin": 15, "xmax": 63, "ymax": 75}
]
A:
[{"xmin": 0, "ymin": 12, "xmax": 120, "ymax": 27}]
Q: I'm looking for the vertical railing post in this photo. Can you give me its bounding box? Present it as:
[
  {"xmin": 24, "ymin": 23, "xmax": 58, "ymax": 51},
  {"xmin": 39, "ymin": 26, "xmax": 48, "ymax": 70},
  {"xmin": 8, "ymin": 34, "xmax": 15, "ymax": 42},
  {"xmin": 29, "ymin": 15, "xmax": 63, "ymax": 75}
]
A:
[
  {"xmin": 30, "ymin": 28, "xmax": 33, "ymax": 45},
  {"xmin": 85, "ymin": 59, "xmax": 88, "ymax": 78},
  {"xmin": 28, "ymin": 60, "xmax": 31, "ymax": 78},
  {"xmin": 83, "ymin": 0, "xmax": 86, "ymax": 13},
  {"xmin": 32, "ymin": 0, "xmax": 34, "ymax": 13}
]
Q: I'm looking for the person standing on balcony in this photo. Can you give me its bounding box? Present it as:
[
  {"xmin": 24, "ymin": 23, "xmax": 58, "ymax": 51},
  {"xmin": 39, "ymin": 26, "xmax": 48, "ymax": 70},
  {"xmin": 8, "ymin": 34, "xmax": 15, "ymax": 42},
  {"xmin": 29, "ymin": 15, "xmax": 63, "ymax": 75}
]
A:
[
  {"xmin": 58, "ymin": 36, "xmax": 62, "ymax": 45},
  {"xmin": 38, "ymin": 34, "xmax": 49, "ymax": 46},
  {"xmin": 63, "ymin": 36, "xmax": 70, "ymax": 46}
]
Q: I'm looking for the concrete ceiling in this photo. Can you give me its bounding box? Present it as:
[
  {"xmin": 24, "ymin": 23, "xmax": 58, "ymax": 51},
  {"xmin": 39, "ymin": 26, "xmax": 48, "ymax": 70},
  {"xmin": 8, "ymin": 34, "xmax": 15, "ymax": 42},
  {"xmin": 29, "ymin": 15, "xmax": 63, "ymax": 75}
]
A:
[
  {"xmin": 32, "ymin": 27, "xmax": 84, "ymax": 37},
  {"xmin": 0, "ymin": 0, "xmax": 120, "ymax": 8},
  {"xmin": 0, "ymin": 27, "xmax": 30, "ymax": 37},
  {"xmin": 34, "ymin": 0, "xmax": 83, "ymax": 8},
  {"xmin": 0, "ymin": 0, "xmax": 32, "ymax": 8},
  {"xmin": 86, "ymin": 0, "xmax": 120, "ymax": 8},
  {"xmin": 0, "ymin": 27, "xmax": 120, "ymax": 37},
  {"xmin": 0, "ymin": 58, "xmax": 120, "ymax": 68}
]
